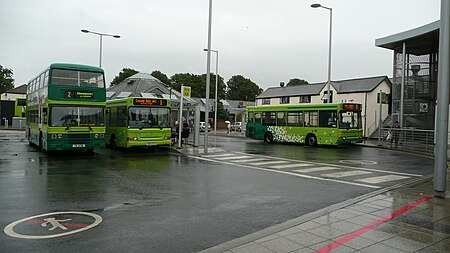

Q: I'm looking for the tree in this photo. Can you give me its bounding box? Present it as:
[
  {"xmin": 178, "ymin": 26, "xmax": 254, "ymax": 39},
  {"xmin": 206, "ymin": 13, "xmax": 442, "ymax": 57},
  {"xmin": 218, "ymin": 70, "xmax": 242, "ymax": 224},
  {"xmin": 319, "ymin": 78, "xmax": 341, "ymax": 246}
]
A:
[
  {"xmin": 151, "ymin": 70, "xmax": 171, "ymax": 86},
  {"xmin": 111, "ymin": 68, "xmax": 139, "ymax": 86},
  {"xmin": 0, "ymin": 65, "xmax": 14, "ymax": 94},
  {"xmin": 170, "ymin": 73, "xmax": 205, "ymax": 98},
  {"xmin": 200, "ymin": 73, "xmax": 226, "ymax": 100},
  {"xmin": 287, "ymin": 78, "xmax": 308, "ymax": 86},
  {"xmin": 226, "ymin": 75, "xmax": 262, "ymax": 101}
]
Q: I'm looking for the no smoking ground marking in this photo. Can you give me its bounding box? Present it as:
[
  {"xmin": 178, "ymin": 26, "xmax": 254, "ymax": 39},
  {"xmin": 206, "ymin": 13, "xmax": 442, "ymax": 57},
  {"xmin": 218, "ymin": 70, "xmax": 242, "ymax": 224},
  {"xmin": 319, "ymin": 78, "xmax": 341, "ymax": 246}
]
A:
[{"xmin": 3, "ymin": 211, "xmax": 102, "ymax": 239}]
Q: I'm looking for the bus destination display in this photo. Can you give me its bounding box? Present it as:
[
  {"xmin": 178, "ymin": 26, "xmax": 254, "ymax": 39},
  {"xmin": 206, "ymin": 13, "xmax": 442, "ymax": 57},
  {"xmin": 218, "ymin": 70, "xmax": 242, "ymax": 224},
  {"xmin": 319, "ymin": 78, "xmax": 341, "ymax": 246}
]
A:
[
  {"xmin": 343, "ymin": 103, "xmax": 361, "ymax": 111},
  {"xmin": 64, "ymin": 91, "xmax": 94, "ymax": 99},
  {"xmin": 133, "ymin": 98, "xmax": 167, "ymax": 106}
]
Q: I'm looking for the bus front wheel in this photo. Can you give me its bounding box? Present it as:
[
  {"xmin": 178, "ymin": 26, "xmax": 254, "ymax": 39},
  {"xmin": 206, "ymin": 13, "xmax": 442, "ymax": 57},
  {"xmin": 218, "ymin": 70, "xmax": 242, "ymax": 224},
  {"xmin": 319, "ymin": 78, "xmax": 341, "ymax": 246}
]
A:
[
  {"xmin": 306, "ymin": 134, "xmax": 317, "ymax": 147},
  {"xmin": 264, "ymin": 132, "xmax": 274, "ymax": 144}
]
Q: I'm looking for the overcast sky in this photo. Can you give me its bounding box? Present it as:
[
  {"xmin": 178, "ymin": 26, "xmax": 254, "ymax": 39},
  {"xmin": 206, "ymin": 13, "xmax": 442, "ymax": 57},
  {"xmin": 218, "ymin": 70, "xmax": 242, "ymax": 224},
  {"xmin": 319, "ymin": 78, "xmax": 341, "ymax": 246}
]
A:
[{"xmin": 0, "ymin": 0, "xmax": 441, "ymax": 91}]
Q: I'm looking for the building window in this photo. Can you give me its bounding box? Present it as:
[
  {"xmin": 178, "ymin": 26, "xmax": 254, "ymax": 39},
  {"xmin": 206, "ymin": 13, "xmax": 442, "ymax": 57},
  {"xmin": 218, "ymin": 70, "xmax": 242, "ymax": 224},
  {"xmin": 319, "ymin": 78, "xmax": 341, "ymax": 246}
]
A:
[
  {"xmin": 280, "ymin": 96, "xmax": 290, "ymax": 104},
  {"xmin": 321, "ymin": 91, "xmax": 333, "ymax": 103},
  {"xmin": 262, "ymin": 99, "xmax": 271, "ymax": 105},
  {"xmin": 299, "ymin": 96, "xmax": 311, "ymax": 103}
]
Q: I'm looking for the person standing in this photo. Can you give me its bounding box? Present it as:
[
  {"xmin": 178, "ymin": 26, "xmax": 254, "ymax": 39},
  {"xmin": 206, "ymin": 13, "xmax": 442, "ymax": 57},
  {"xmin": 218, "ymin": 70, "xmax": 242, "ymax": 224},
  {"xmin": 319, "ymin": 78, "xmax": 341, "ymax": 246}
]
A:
[{"xmin": 391, "ymin": 121, "xmax": 400, "ymax": 148}]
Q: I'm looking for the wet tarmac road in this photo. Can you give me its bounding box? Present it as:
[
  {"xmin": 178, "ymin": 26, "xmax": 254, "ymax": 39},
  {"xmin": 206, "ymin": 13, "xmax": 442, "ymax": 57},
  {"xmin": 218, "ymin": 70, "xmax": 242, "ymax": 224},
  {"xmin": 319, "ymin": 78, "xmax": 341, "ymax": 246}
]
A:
[{"xmin": 0, "ymin": 130, "xmax": 434, "ymax": 252}]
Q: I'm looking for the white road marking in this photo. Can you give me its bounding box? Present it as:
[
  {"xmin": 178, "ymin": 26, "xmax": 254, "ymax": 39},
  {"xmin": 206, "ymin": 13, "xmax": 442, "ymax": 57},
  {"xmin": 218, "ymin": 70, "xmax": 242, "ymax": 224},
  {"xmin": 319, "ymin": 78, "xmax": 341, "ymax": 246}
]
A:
[
  {"xmin": 215, "ymin": 156, "xmax": 253, "ymax": 160},
  {"xmin": 356, "ymin": 175, "xmax": 410, "ymax": 184},
  {"xmin": 249, "ymin": 161, "xmax": 290, "ymax": 166},
  {"xmin": 294, "ymin": 166, "xmax": 340, "ymax": 173},
  {"xmin": 189, "ymin": 155, "xmax": 380, "ymax": 189},
  {"xmin": 240, "ymin": 158, "xmax": 270, "ymax": 163},
  {"xmin": 269, "ymin": 163, "xmax": 311, "ymax": 169},
  {"xmin": 323, "ymin": 171, "xmax": 372, "ymax": 178},
  {"xmin": 233, "ymin": 151, "xmax": 422, "ymax": 177},
  {"xmin": 203, "ymin": 153, "xmax": 234, "ymax": 158}
]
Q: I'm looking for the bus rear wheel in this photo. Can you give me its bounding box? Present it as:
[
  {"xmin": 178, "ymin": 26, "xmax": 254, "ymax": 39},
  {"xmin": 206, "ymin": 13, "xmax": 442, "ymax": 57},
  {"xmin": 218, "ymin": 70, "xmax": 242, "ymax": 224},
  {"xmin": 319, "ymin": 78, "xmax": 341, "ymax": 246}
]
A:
[
  {"xmin": 306, "ymin": 134, "xmax": 317, "ymax": 147},
  {"xmin": 264, "ymin": 132, "xmax": 274, "ymax": 144}
]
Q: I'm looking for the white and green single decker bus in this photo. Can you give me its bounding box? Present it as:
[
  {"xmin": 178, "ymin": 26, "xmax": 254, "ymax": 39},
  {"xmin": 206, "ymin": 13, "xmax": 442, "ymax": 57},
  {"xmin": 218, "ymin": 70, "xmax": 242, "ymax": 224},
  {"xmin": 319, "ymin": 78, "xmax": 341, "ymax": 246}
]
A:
[{"xmin": 246, "ymin": 103, "xmax": 363, "ymax": 146}]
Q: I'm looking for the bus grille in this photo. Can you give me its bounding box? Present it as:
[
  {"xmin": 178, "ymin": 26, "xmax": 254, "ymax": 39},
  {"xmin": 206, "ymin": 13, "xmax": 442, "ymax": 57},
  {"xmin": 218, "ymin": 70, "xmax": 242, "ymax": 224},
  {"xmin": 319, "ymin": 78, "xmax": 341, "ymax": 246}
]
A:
[{"xmin": 67, "ymin": 134, "xmax": 91, "ymax": 144}]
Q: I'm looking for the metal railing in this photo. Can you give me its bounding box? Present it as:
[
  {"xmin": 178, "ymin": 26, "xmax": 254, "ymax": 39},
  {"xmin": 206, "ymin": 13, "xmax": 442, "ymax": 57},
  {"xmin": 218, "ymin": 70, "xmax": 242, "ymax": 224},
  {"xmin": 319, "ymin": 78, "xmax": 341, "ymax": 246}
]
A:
[{"xmin": 371, "ymin": 128, "xmax": 436, "ymax": 155}]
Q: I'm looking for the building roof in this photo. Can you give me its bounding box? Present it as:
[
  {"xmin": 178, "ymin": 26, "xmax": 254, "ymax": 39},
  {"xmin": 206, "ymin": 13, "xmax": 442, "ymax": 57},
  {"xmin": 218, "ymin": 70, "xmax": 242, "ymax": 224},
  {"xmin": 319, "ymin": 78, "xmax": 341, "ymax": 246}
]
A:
[
  {"xmin": 257, "ymin": 76, "xmax": 390, "ymax": 99},
  {"xmin": 375, "ymin": 20, "xmax": 439, "ymax": 54},
  {"xmin": 5, "ymin": 84, "xmax": 27, "ymax": 94},
  {"xmin": 106, "ymin": 72, "xmax": 197, "ymax": 105},
  {"xmin": 192, "ymin": 98, "xmax": 255, "ymax": 113},
  {"xmin": 257, "ymin": 83, "xmax": 325, "ymax": 99},
  {"xmin": 332, "ymin": 76, "xmax": 391, "ymax": 93}
]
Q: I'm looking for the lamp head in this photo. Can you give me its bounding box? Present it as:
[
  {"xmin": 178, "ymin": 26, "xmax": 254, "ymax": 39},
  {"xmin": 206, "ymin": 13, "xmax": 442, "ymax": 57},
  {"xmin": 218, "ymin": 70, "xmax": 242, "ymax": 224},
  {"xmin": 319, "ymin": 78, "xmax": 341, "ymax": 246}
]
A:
[
  {"xmin": 113, "ymin": 35, "xmax": 121, "ymax": 38},
  {"xmin": 203, "ymin": 49, "xmax": 208, "ymax": 52},
  {"xmin": 311, "ymin": 4, "xmax": 322, "ymax": 8},
  {"xmin": 81, "ymin": 29, "xmax": 89, "ymax": 33}
]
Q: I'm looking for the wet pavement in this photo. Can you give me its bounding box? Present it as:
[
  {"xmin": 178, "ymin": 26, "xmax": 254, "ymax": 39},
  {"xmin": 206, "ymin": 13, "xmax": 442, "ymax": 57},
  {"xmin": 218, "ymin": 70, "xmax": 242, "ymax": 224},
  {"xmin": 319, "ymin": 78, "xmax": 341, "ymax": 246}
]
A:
[
  {"xmin": 1, "ymin": 129, "xmax": 447, "ymax": 252},
  {"xmin": 189, "ymin": 133, "xmax": 450, "ymax": 252}
]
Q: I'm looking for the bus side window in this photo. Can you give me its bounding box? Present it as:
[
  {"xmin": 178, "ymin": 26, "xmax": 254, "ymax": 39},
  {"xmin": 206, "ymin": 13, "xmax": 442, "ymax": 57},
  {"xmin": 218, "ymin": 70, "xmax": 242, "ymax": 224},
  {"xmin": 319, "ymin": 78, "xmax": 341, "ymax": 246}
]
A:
[
  {"xmin": 255, "ymin": 113, "xmax": 261, "ymax": 124},
  {"xmin": 277, "ymin": 111, "xmax": 286, "ymax": 126}
]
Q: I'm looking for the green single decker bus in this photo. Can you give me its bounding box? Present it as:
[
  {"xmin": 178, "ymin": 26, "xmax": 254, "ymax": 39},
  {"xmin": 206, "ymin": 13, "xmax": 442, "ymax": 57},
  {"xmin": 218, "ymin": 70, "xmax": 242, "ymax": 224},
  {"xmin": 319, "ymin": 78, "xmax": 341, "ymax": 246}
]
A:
[
  {"xmin": 106, "ymin": 97, "xmax": 171, "ymax": 148},
  {"xmin": 26, "ymin": 63, "xmax": 106, "ymax": 152},
  {"xmin": 246, "ymin": 103, "xmax": 363, "ymax": 146}
]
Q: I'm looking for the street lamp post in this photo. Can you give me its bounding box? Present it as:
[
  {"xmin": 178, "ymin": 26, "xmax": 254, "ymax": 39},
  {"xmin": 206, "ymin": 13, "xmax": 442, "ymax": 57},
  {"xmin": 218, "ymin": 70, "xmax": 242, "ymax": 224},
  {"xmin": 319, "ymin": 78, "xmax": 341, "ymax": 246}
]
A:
[
  {"xmin": 204, "ymin": 49, "xmax": 219, "ymax": 135},
  {"xmin": 204, "ymin": 0, "xmax": 213, "ymax": 154},
  {"xmin": 81, "ymin": 29, "xmax": 120, "ymax": 68},
  {"xmin": 311, "ymin": 3, "xmax": 333, "ymax": 103}
]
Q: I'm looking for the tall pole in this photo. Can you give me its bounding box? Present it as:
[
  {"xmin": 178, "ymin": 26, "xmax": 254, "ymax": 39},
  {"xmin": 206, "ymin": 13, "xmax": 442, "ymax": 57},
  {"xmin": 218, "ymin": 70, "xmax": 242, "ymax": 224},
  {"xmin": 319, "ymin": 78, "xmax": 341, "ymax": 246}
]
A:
[
  {"xmin": 434, "ymin": 0, "xmax": 450, "ymax": 198},
  {"xmin": 214, "ymin": 50, "xmax": 219, "ymax": 135},
  {"xmin": 204, "ymin": 0, "xmax": 213, "ymax": 154},
  {"xmin": 81, "ymin": 29, "xmax": 120, "ymax": 68},
  {"xmin": 99, "ymin": 34, "xmax": 103, "ymax": 67},
  {"xmin": 311, "ymin": 4, "xmax": 332, "ymax": 103},
  {"xmin": 326, "ymin": 7, "xmax": 332, "ymax": 103},
  {"xmin": 400, "ymin": 42, "xmax": 406, "ymax": 127}
]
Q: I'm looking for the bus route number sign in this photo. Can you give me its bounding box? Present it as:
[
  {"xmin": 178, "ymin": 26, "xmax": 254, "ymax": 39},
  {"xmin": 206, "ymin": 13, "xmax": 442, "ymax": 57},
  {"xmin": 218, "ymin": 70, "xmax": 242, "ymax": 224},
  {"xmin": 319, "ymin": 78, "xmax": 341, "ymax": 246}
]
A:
[
  {"xmin": 64, "ymin": 91, "xmax": 94, "ymax": 99},
  {"xmin": 133, "ymin": 98, "xmax": 167, "ymax": 106}
]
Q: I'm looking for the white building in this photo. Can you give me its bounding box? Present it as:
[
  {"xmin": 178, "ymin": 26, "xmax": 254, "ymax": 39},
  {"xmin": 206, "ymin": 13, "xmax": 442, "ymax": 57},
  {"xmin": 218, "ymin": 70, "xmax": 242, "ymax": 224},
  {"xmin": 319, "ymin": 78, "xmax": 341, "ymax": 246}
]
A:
[{"xmin": 255, "ymin": 76, "xmax": 392, "ymax": 138}]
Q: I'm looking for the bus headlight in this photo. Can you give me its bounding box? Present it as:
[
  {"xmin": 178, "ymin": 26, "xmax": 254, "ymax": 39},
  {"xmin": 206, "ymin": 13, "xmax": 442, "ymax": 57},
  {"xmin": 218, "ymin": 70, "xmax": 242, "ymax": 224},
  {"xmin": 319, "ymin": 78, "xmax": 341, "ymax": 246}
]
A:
[
  {"xmin": 164, "ymin": 136, "xmax": 170, "ymax": 140},
  {"xmin": 52, "ymin": 134, "xmax": 63, "ymax": 139},
  {"xmin": 95, "ymin": 134, "xmax": 105, "ymax": 139},
  {"xmin": 338, "ymin": 136, "xmax": 346, "ymax": 140},
  {"xmin": 127, "ymin": 137, "xmax": 138, "ymax": 141}
]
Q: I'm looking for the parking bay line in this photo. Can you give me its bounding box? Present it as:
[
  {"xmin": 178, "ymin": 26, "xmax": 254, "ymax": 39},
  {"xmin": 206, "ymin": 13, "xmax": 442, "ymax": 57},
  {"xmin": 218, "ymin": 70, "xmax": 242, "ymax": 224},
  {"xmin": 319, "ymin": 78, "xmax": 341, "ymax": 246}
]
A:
[
  {"xmin": 215, "ymin": 156, "xmax": 254, "ymax": 160},
  {"xmin": 233, "ymin": 152, "xmax": 422, "ymax": 178},
  {"xmin": 203, "ymin": 153, "xmax": 235, "ymax": 158},
  {"xmin": 249, "ymin": 161, "xmax": 290, "ymax": 166},
  {"xmin": 189, "ymin": 155, "xmax": 381, "ymax": 189},
  {"xmin": 293, "ymin": 166, "xmax": 340, "ymax": 173},
  {"xmin": 322, "ymin": 170, "xmax": 373, "ymax": 178},
  {"xmin": 240, "ymin": 158, "xmax": 271, "ymax": 163},
  {"xmin": 356, "ymin": 175, "xmax": 410, "ymax": 184},
  {"xmin": 269, "ymin": 163, "xmax": 311, "ymax": 169}
]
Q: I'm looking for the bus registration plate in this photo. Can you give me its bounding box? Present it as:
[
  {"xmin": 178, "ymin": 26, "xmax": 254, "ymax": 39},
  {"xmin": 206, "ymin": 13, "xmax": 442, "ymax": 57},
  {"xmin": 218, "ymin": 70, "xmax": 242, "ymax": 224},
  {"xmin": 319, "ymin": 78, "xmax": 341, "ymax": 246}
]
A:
[
  {"xmin": 73, "ymin": 144, "xmax": 86, "ymax": 148},
  {"xmin": 147, "ymin": 142, "xmax": 156, "ymax": 146}
]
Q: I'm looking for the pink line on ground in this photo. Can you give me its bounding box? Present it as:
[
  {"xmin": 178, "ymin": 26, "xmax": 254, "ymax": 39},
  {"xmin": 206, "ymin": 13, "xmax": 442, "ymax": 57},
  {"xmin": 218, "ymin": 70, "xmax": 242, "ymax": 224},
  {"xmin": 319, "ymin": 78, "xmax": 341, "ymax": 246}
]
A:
[{"xmin": 313, "ymin": 196, "xmax": 433, "ymax": 253}]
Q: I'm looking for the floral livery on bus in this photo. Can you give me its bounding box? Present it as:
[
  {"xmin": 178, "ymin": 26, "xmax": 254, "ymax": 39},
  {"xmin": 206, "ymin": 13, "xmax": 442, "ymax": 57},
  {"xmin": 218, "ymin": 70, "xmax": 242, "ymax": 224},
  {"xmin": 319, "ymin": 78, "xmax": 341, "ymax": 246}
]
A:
[{"xmin": 246, "ymin": 103, "xmax": 363, "ymax": 146}]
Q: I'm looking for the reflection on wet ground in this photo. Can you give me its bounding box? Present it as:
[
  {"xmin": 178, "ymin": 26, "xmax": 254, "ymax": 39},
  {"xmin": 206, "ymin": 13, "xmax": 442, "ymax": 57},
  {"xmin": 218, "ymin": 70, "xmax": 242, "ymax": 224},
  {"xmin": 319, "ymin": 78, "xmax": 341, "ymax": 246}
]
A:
[{"xmin": 205, "ymin": 172, "xmax": 450, "ymax": 253}]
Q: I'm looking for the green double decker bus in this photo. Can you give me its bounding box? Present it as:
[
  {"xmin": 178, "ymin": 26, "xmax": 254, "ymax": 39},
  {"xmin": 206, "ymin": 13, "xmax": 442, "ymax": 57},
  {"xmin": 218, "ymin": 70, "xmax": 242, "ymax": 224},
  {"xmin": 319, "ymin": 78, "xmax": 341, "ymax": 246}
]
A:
[
  {"xmin": 105, "ymin": 97, "xmax": 171, "ymax": 148},
  {"xmin": 26, "ymin": 63, "xmax": 106, "ymax": 152},
  {"xmin": 246, "ymin": 103, "xmax": 363, "ymax": 146}
]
